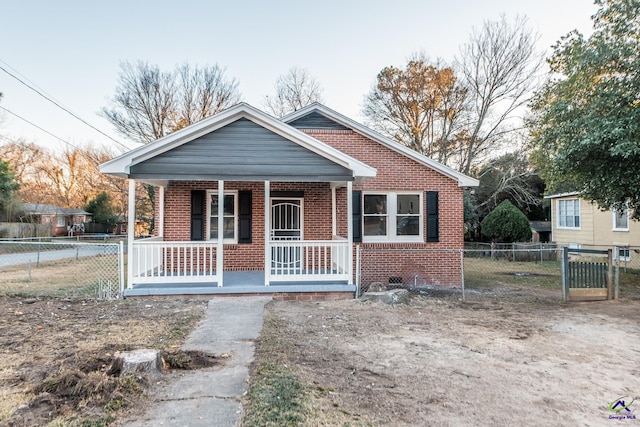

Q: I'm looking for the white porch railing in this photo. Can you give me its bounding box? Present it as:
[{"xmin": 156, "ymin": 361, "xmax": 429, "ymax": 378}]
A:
[
  {"xmin": 131, "ymin": 239, "xmax": 218, "ymax": 284},
  {"xmin": 269, "ymin": 239, "xmax": 350, "ymax": 282}
]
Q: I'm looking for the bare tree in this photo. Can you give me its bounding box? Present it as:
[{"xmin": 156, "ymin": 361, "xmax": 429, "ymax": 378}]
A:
[
  {"xmin": 455, "ymin": 16, "xmax": 544, "ymax": 174},
  {"xmin": 264, "ymin": 67, "xmax": 323, "ymax": 117},
  {"xmin": 362, "ymin": 54, "xmax": 467, "ymax": 166},
  {"xmin": 103, "ymin": 61, "xmax": 241, "ymax": 144}
]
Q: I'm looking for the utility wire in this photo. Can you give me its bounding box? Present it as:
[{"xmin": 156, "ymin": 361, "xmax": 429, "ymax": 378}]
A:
[
  {"xmin": 0, "ymin": 105, "xmax": 81, "ymax": 150},
  {"xmin": 0, "ymin": 133, "xmax": 22, "ymax": 145},
  {"xmin": 0, "ymin": 61, "xmax": 132, "ymax": 151}
]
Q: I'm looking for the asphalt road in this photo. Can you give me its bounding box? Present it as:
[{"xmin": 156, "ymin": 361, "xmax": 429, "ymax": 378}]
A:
[{"xmin": 0, "ymin": 244, "xmax": 118, "ymax": 267}]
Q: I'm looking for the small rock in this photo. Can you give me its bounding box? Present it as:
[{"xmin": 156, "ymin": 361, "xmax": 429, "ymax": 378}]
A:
[{"xmin": 360, "ymin": 289, "xmax": 410, "ymax": 304}]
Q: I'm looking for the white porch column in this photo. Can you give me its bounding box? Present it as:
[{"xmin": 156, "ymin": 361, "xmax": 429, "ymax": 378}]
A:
[
  {"xmin": 264, "ymin": 180, "xmax": 271, "ymax": 286},
  {"xmin": 347, "ymin": 181, "xmax": 354, "ymax": 285},
  {"xmin": 217, "ymin": 180, "xmax": 224, "ymax": 287},
  {"xmin": 157, "ymin": 185, "xmax": 165, "ymax": 238},
  {"xmin": 127, "ymin": 179, "xmax": 136, "ymax": 289},
  {"xmin": 331, "ymin": 186, "xmax": 337, "ymax": 237}
]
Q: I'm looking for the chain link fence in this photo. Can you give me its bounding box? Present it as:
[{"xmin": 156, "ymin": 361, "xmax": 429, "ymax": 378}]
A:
[
  {"xmin": 357, "ymin": 243, "xmax": 640, "ymax": 303},
  {"xmin": 0, "ymin": 239, "xmax": 124, "ymax": 300},
  {"xmin": 463, "ymin": 247, "xmax": 564, "ymax": 303}
]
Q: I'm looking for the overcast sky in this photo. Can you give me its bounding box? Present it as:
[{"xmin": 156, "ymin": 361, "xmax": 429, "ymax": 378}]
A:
[{"xmin": 0, "ymin": 0, "xmax": 597, "ymax": 153}]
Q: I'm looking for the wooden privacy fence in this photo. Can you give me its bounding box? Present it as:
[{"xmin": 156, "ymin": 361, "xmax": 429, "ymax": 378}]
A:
[{"xmin": 562, "ymin": 247, "xmax": 614, "ymax": 301}]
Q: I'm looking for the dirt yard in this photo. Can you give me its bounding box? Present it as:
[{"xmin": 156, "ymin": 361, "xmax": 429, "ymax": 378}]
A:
[
  {"xmin": 258, "ymin": 293, "xmax": 640, "ymax": 426},
  {"xmin": 2, "ymin": 290, "xmax": 639, "ymax": 426},
  {"xmin": 0, "ymin": 296, "xmax": 209, "ymax": 426}
]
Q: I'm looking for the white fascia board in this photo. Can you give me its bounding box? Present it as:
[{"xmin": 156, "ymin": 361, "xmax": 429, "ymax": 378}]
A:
[
  {"xmin": 544, "ymin": 192, "xmax": 581, "ymax": 200},
  {"xmin": 100, "ymin": 102, "xmax": 376, "ymax": 180},
  {"xmin": 284, "ymin": 103, "xmax": 480, "ymax": 187}
]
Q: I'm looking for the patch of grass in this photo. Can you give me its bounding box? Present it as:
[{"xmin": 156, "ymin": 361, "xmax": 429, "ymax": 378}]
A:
[
  {"xmin": 153, "ymin": 313, "xmax": 201, "ymax": 347},
  {"xmin": 243, "ymin": 316, "xmax": 306, "ymax": 427},
  {"xmin": 618, "ymin": 267, "xmax": 640, "ymax": 298},
  {"xmin": 464, "ymin": 258, "xmax": 562, "ymax": 289}
]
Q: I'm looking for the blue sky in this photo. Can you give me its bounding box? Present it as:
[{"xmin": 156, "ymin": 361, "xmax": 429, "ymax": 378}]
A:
[{"xmin": 0, "ymin": 0, "xmax": 596, "ymax": 153}]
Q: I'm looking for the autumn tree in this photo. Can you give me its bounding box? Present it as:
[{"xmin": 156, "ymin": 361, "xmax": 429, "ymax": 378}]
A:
[
  {"xmin": 103, "ymin": 61, "xmax": 241, "ymax": 143},
  {"xmin": 362, "ymin": 54, "xmax": 467, "ymax": 166},
  {"xmin": 529, "ymin": 0, "xmax": 640, "ymax": 218},
  {"xmin": 0, "ymin": 142, "xmax": 125, "ymax": 212},
  {"xmin": 455, "ymin": 16, "xmax": 544, "ymax": 174},
  {"xmin": 264, "ymin": 67, "xmax": 323, "ymax": 117}
]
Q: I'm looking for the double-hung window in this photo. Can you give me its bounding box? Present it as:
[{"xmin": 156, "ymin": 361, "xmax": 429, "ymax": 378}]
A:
[
  {"xmin": 613, "ymin": 207, "xmax": 629, "ymax": 231},
  {"xmin": 557, "ymin": 199, "xmax": 580, "ymax": 229},
  {"xmin": 207, "ymin": 191, "xmax": 237, "ymax": 243},
  {"xmin": 363, "ymin": 192, "xmax": 422, "ymax": 242}
]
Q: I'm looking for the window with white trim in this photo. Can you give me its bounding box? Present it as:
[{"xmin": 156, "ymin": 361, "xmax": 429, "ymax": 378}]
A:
[
  {"xmin": 616, "ymin": 247, "xmax": 631, "ymax": 262},
  {"xmin": 613, "ymin": 207, "xmax": 629, "ymax": 231},
  {"xmin": 56, "ymin": 216, "xmax": 65, "ymax": 227},
  {"xmin": 207, "ymin": 191, "xmax": 237, "ymax": 243},
  {"xmin": 363, "ymin": 192, "xmax": 422, "ymax": 242},
  {"xmin": 557, "ymin": 199, "xmax": 580, "ymax": 229}
]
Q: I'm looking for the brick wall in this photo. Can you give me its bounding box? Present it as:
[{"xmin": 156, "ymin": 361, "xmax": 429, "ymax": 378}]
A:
[
  {"xmin": 162, "ymin": 181, "xmax": 335, "ymax": 270},
  {"xmin": 305, "ymin": 129, "xmax": 464, "ymax": 287}
]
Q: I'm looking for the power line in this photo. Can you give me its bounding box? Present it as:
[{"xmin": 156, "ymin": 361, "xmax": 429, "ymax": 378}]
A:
[
  {"xmin": 0, "ymin": 61, "xmax": 132, "ymax": 151},
  {"xmin": 0, "ymin": 133, "xmax": 23, "ymax": 145},
  {"xmin": 0, "ymin": 105, "xmax": 81, "ymax": 150}
]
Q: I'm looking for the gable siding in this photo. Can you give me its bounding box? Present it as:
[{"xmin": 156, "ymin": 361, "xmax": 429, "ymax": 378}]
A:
[
  {"xmin": 288, "ymin": 111, "xmax": 350, "ymax": 130},
  {"xmin": 129, "ymin": 118, "xmax": 352, "ymax": 181}
]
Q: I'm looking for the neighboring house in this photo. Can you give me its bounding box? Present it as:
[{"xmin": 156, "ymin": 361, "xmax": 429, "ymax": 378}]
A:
[
  {"xmin": 101, "ymin": 103, "xmax": 478, "ymax": 298},
  {"xmin": 21, "ymin": 203, "xmax": 91, "ymax": 237},
  {"xmin": 546, "ymin": 192, "xmax": 639, "ymax": 260},
  {"xmin": 529, "ymin": 221, "xmax": 551, "ymax": 243}
]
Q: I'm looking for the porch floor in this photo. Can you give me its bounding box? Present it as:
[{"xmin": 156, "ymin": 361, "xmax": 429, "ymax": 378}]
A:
[{"xmin": 123, "ymin": 270, "xmax": 354, "ymax": 297}]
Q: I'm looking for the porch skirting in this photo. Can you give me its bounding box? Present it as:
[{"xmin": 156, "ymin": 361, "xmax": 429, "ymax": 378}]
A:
[{"xmin": 124, "ymin": 270, "xmax": 354, "ymax": 299}]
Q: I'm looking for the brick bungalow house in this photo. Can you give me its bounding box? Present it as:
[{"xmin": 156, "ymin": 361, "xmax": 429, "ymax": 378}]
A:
[
  {"xmin": 21, "ymin": 203, "xmax": 91, "ymax": 237},
  {"xmin": 100, "ymin": 103, "xmax": 478, "ymax": 299}
]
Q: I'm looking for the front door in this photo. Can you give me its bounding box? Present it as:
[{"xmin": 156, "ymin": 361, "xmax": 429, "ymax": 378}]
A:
[{"xmin": 271, "ymin": 198, "xmax": 303, "ymax": 271}]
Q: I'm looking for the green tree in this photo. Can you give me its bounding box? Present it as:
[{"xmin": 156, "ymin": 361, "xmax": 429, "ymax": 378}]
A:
[
  {"xmin": 529, "ymin": 0, "xmax": 640, "ymax": 218},
  {"xmin": 480, "ymin": 200, "xmax": 532, "ymax": 242},
  {"xmin": 0, "ymin": 158, "xmax": 20, "ymax": 220},
  {"xmin": 85, "ymin": 192, "xmax": 118, "ymax": 231}
]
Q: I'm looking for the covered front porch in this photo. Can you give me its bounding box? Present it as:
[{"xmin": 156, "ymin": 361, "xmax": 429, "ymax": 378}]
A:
[
  {"xmin": 124, "ymin": 227, "xmax": 354, "ymax": 296},
  {"xmin": 101, "ymin": 103, "xmax": 377, "ymax": 296}
]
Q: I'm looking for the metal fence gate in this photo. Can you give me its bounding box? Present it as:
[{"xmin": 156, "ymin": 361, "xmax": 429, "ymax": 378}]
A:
[{"xmin": 562, "ymin": 247, "xmax": 613, "ymax": 301}]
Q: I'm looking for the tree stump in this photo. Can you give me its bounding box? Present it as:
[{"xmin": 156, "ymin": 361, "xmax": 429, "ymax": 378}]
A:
[{"xmin": 110, "ymin": 349, "xmax": 166, "ymax": 379}]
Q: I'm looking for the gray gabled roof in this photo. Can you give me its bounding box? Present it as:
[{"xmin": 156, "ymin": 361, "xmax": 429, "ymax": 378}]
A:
[
  {"xmin": 282, "ymin": 103, "xmax": 480, "ymax": 188},
  {"xmin": 100, "ymin": 103, "xmax": 376, "ymax": 185}
]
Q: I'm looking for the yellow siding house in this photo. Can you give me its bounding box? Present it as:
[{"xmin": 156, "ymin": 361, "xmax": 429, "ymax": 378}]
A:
[{"xmin": 547, "ymin": 192, "xmax": 640, "ymax": 260}]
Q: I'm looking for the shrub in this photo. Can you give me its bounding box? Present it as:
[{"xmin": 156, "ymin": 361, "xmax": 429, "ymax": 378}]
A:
[{"xmin": 480, "ymin": 200, "xmax": 532, "ymax": 242}]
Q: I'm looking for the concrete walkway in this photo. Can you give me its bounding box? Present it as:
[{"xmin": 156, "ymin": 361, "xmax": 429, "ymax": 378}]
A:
[{"xmin": 126, "ymin": 296, "xmax": 271, "ymax": 427}]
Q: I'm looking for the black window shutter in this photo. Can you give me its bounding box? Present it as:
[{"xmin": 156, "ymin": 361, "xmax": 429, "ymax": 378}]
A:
[
  {"xmin": 238, "ymin": 191, "xmax": 252, "ymax": 244},
  {"xmin": 426, "ymin": 191, "xmax": 439, "ymax": 242},
  {"xmin": 352, "ymin": 190, "xmax": 362, "ymax": 243},
  {"xmin": 190, "ymin": 190, "xmax": 205, "ymax": 241}
]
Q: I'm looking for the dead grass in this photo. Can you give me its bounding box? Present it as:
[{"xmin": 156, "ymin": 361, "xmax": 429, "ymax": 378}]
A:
[
  {"xmin": 0, "ymin": 296, "xmax": 208, "ymax": 426},
  {"xmin": 0, "ymin": 256, "xmax": 120, "ymax": 297}
]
